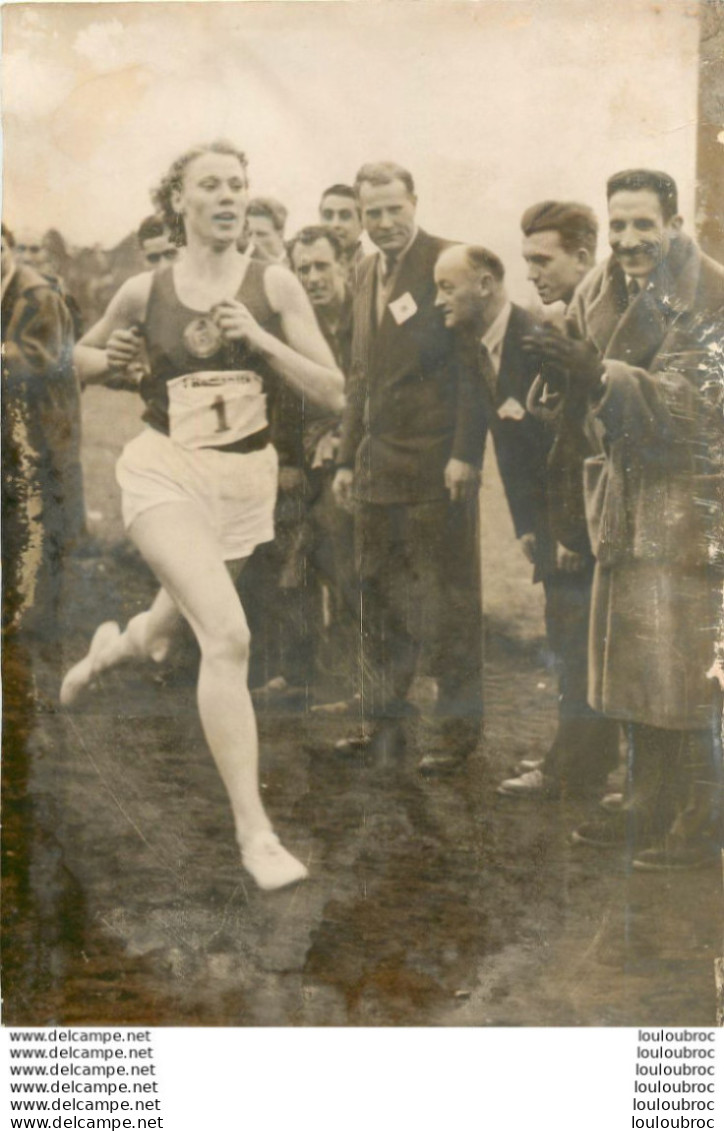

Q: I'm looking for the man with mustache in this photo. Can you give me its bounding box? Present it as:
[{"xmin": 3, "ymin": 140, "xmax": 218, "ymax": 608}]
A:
[{"xmin": 531, "ymin": 169, "xmax": 724, "ymax": 869}]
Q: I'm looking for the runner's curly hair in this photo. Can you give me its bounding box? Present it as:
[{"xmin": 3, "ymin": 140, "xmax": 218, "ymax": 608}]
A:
[{"xmin": 151, "ymin": 141, "xmax": 249, "ymax": 246}]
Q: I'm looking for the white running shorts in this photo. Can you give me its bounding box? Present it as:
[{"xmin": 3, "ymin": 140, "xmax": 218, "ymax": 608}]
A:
[{"xmin": 116, "ymin": 427, "xmax": 278, "ymax": 561}]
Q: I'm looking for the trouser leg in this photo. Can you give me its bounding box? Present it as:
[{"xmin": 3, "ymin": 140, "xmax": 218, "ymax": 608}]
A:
[
  {"xmin": 241, "ymin": 471, "xmax": 314, "ymax": 689},
  {"xmin": 356, "ymin": 502, "xmax": 418, "ymax": 723},
  {"xmin": 622, "ymin": 723, "xmax": 686, "ymax": 846},
  {"xmin": 416, "ymin": 498, "xmax": 483, "ymax": 747},
  {"xmin": 543, "ymin": 571, "xmax": 619, "ymax": 790},
  {"xmin": 666, "ymin": 723, "xmax": 723, "ymax": 848},
  {"xmin": 306, "ymin": 471, "xmax": 359, "ymax": 692}
]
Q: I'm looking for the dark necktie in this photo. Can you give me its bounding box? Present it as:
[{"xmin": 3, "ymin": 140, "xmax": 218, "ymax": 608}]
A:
[
  {"xmin": 376, "ymin": 254, "xmax": 398, "ymax": 324},
  {"xmin": 383, "ymin": 253, "xmax": 398, "ymax": 282},
  {"xmin": 627, "ymin": 277, "xmax": 641, "ymax": 306},
  {"xmin": 478, "ymin": 342, "xmax": 498, "ymax": 400}
]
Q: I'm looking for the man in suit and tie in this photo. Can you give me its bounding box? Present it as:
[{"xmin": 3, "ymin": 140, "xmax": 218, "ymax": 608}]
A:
[
  {"xmin": 435, "ymin": 244, "xmax": 548, "ymax": 575},
  {"xmin": 333, "ymin": 162, "xmax": 484, "ymax": 770},
  {"xmin": 434, "ymin": 240, "xmax": 619, "ymax": 801}
]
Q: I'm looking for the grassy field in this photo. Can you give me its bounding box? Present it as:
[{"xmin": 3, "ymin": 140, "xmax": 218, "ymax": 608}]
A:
[{"xmin": 8, "ymin": 389, "xmax": 719, "ymax": 1030}]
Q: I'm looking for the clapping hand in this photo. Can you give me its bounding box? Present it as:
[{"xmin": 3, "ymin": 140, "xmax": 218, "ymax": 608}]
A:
[
  {"xmin": 522, "ymin": 325, "xmax": 604, "ymax": 391},
  {"xmin": 332, "ymin": 468, "xmax": 355, "ymax": 511}
]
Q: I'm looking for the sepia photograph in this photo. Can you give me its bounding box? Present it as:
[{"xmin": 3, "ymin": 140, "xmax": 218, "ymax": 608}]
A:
[{"xmin": 2, "ymin": 0, "xmax": 723, "ymax": 1031}]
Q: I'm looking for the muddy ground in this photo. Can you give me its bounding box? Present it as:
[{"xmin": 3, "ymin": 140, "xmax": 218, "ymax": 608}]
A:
[{"xmin": 2, "ymin": 388, "xmax": 722, "ymax": 1027}]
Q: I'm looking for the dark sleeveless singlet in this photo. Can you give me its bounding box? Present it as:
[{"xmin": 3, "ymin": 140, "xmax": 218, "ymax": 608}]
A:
[{"xmin": 140, "ymin": 259, "xmax": 284, "ymax": 439}]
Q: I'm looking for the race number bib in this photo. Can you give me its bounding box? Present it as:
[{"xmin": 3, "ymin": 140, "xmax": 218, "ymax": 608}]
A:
[{"xmin": 167, "ymin": 370, "xmax": 267, "ymax": 449}]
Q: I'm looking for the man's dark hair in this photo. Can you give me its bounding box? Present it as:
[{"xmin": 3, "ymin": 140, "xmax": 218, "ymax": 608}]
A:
[
  {"xmin": 606, "ymin": 169, "xmax": 679, "ymax": 222},
  {"xmin": 354, "ymin": 162, "xmax": 415, "ymax": 199},
  {"xmin": 137, "ymin": 214, "xmax": 168, "ymax": 245},
  {"xmin": 465, "ymin": 245, "xmax": 505, "ymax": 283},
  {"xmin": 320, "ymin": 184, "xmax": 359, "ymax": 210},
  {"xmin": 2, "ymin": 222, "xmax": 15, "ymax": 248},
  {"xmin": 246, "ymin": 196, "xmax": 288, "ymax": 233},
  {"xmin": 520, "ymin": 200, "xmax": 598, "ymax": 257},
  {"xmin": 289, "ymin": 225, "xmax": 343, "ymax": 262}
]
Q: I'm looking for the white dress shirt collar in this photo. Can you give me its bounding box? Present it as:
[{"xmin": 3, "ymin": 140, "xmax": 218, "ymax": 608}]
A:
[
  {"xmin": 376, "ymin": 227, "xmax": 419, "ymax": 277},
  {"xmin": 480, "ymin": 300, "xmax": 512, "ymax": 375}
]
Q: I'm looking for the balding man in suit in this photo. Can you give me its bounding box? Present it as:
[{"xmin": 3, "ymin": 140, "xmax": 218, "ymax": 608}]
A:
[{"xmin": 333, "ymin": 162, "xmax": 484, "ymax": 771}]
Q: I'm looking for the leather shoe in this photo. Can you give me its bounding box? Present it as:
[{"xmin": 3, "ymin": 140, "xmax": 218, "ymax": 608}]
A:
[
  {"xmin": 334, "ymin": 724, "xmax": 405, "ymax": 761},
  {"xmin": 515, "ymin": 758, "xmax": 544, "ymax": 774},
  {"xmin": 334, "ymin": 733, "xmax": 373, "ymax": 758},
  {"xmin": 633, "ymin": 843, "xmax": 720, "ymax": 872},
  {"xmin": 571, "ymin": 817, "xmax": 628, "ymax": 848},
  {"xmin": 418, "ymin": 751, "xmax": 467, "ymax": 776},
  {"xmin": 600, "ymin": 792, "xmax": 623, "ymax": 812}
]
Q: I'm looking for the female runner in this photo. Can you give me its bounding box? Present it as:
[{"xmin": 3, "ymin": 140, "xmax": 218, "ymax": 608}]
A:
[{"xmin": 60, "ymin": 141, "xmax": 344, "ymax": 890}]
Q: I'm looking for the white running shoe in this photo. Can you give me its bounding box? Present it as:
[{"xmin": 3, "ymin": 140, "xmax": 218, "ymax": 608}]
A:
[
  {"xmin": 60, "ymin": 621, "xmax": 121, "ymax": 707},
  {"xmin": 242, "ymin": 833, "xmax": 308, "ymax": 892}
]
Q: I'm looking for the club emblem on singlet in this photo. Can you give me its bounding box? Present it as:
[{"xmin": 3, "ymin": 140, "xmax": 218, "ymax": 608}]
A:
[{"xmin": 182, "ymin": 315, "xmax": 223, "ymax": 359}]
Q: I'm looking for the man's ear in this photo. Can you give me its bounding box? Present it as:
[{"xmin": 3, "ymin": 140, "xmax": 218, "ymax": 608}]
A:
[
  {"xmin": 478, "ymin": 272, "xmax": 494, "ymax": 298},
  {"xmin": 668, "ymin": 214, "xmax": 684, "ymax": 235}
]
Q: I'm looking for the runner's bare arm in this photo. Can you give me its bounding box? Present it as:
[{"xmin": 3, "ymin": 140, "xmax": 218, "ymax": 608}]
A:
[
  {"xmin": 74, "ymin": 273, "xmax": 154, "ymax": 386},
  {"xmin": 214, "ymin": 267, "xmax": 344, "ymax": 412}
]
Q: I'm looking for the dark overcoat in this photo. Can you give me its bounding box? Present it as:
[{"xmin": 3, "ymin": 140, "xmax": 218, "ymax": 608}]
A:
[
  {"xmin": 568, "ymin": 234, "xmax": 724, "ymax": 729},
  {"xmin": 2, "ymin": 265, "xmax": 85, "ymax": 548}
]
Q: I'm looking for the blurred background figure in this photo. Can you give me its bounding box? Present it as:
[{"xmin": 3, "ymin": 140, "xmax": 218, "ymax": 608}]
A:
[
  {"xmin": 15, "ymin": 226, "xmax": 84, "ymax": 339},
  {"xmin": 319, "ymin": 183, "xmax": 365, "ymax": 286},
  {"xmin": 2, "ymin": 223, "xmax": 85, "ymax": 642},
  {"xmin": 287, "ymin": 225, "xmax": 357, "ymax": 707},
  {"xmin": 137, "ymin": 214, "xmax": 179, "ymax": 270},
  {"xmin": 102, "ymin": 215, "xmax": 179, "ymax": 394},
  {"xmin": 245, "ymin": 196, "xmax": 290, "ymax": 266},
  {"xmin": 290, "ymin": 225, "xmax": 352, "ymax": 372},
  {"xmin": 14, "ymin": 228, "xmax": 51, "ymax": 274}
]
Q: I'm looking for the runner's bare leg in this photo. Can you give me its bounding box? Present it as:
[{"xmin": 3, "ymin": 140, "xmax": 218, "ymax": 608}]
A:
[{"xmin": 127, "ymin": 501, "xmax": 272, "ymax": 846}]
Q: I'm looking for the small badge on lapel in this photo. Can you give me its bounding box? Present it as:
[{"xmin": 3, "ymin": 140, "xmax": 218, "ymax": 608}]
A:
[
  {"xmin": 388, "ymin": 292, "xmax": 418, "ymax": 325},
  {"xmin": 497, "ymin": 397, "xmax": 526, "ymax": 421}
]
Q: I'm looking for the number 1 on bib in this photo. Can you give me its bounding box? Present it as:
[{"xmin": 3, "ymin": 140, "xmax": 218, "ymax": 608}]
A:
[{"xmin": 212, "ymin": 394, "xmax": 230, "ymax": 433}]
